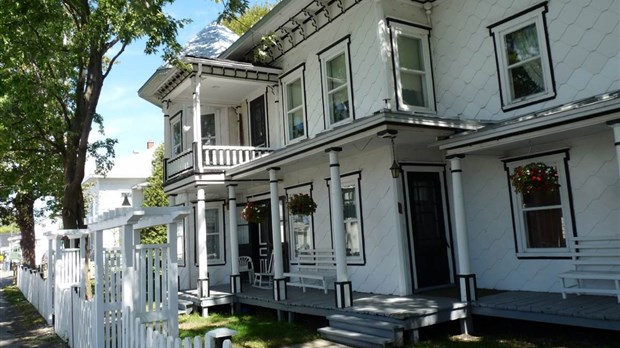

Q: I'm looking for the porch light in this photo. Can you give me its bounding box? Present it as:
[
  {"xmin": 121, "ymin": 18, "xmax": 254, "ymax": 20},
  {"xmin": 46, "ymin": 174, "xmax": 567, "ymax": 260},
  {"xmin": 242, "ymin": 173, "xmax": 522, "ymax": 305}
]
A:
[
  {"xmin": 121, "ymin": 193, "xmax": 131, "ymax": 206},
  {"xmin": 390, "ymin": 158, "xmax": 401, "ymax": 179},
  {"xmin": 377, "ymin": 130, "xmax": 401, "ymax": 179}
]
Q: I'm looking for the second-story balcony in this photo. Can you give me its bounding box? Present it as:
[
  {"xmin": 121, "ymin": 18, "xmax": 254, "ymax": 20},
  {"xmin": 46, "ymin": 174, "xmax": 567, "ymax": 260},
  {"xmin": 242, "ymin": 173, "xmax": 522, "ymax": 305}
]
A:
[{"xmin": 164, "ymin": 143, "xmax": 273, "ymax": 182}]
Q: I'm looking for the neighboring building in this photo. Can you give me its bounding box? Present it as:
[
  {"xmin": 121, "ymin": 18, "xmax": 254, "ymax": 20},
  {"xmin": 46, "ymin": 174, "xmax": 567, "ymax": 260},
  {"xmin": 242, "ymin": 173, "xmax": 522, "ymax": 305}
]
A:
[
  {"xmin": 83, "ymin": 141, "xmax": 158, "ymax": 248},
  {"xmin": 138, "ymin": 0, "xmax": 619, "ymax": 309}
]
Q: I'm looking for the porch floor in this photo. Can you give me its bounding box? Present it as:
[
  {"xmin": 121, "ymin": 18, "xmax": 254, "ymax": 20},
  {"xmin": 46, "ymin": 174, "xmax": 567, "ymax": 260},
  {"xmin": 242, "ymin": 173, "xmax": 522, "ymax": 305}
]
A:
[
  {"xmin": 471, "ymin": 291, "xmax": 620, "ymax": 331},
  {"xmin": 209, "ymin": 283, "xmax": 469, "ymax": 331}
]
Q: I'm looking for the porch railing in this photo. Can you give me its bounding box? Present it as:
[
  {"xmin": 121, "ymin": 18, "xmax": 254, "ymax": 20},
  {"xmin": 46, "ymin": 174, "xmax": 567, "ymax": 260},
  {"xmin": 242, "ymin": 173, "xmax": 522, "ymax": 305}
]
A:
[{"xmin": 164, "ymin": 144, "xmax": 273, "ymax": 182}]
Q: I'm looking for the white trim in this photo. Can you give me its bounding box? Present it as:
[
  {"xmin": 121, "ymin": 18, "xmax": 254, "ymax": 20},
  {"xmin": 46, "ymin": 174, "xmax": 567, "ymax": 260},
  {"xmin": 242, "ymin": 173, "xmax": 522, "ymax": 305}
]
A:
[
  {"xmin": 491, "ymin": 6, "xmax": 555, "ymax": 108},
  {"xmin": 320, "ymin": 39, "xmax": 354, "ymax": 128},
  {"xmin": 506, "ymin": 153, "xmax": 574, "ymax": 257},
  {"xmin": 391, "ymin": 23, "xmax": 435, "ymax": 113}
]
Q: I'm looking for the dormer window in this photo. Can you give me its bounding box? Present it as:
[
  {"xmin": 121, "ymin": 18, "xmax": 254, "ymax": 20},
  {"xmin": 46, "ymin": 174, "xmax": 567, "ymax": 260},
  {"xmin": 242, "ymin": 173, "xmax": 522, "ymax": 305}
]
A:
[
  {"xmin": 489, "ymin": 3, "xmax": 555, "ymax": 111},
  {"xmin": 281, "ymin": 64, "xmax": 307, "ymax": 143},
  {"xmin": 171, "ymin": 111, "xmax": 182, "ymax": 156},
  {"xmin": 389, "ymin": 21, "xmax": 435, "ymax": 112},
  {"xmin": 319, "ymin": 37, "xmax": 354, "ymax": 127}
]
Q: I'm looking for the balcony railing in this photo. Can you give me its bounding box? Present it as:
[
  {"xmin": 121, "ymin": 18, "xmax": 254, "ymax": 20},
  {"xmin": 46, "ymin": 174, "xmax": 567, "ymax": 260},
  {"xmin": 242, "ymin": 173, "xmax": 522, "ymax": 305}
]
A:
[
  {"xmin": 164, "ymin": 144, "xmax": 273, "ymax": 182},
  {"xmin": 203, "ymin": 145, "xmax": 273, "ymax": 168}
]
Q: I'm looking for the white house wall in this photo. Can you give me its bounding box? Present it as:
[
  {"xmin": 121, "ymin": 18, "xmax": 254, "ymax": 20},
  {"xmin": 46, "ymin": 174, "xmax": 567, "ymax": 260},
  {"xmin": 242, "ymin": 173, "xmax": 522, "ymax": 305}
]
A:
[
  {"xmin": 462, "ymin": 129, "xmax": 619, "ymax": 293},
  {"xmin": 430, "ymin": 0, "xmax": 619, "ymax": 121}
]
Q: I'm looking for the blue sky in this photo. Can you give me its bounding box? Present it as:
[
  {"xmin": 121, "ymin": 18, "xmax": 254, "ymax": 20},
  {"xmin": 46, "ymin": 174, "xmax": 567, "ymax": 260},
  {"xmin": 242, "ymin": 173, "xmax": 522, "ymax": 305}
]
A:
[{"xmin": 93, "ymin": 0, "xmax": 263, "ymax": 164}]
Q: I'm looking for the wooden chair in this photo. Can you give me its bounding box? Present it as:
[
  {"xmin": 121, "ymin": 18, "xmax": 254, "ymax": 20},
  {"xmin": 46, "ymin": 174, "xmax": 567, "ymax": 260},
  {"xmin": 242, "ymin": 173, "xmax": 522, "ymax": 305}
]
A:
[
  {"xmin": 253, "ymin": 253, "xmax": 274, "ymax": 289},
  {"xmin": 238, "ymin": 256, "xmax": 254, "ymax": 283}
]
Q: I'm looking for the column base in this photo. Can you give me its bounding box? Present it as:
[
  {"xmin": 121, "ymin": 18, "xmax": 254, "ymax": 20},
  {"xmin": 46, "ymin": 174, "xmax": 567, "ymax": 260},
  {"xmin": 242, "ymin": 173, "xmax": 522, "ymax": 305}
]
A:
[
  {"xmin": 273, "ymin": 278, "xmax": 287, "ymax": 301},
  {"xmin": 458, "ymin": 273, "xmax": 477, "ymax": 303},
  {"xmin": 230, "ymin": 274, "xmax": 241, "ymax": 293},
  {"xmin": 198, "ymin": 277, "xmax": 210, "ymax": 298},
  {"xmin": 335, "ymin": 281, "xmax": 353, "ymax": 308}
]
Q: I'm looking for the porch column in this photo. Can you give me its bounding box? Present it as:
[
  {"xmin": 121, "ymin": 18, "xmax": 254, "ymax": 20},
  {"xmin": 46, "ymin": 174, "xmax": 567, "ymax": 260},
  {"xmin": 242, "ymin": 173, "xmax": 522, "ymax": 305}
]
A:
[
  {"xmin": 228, "ymin": 184, "xmax": 241, "ymax": 293},
  {"xmin": 192, "ymin": 67, "xmax": 203, "ymax": 172},
  {"xmin": 196, "ymin": 188, "xmax": 210, "ymax": 300},
  {"xmin": 448, "ymin": 155, "xmax": 476, "ymax": 303},
  {"xmin": 609, "ymin": 120, "xmax": 620, "ymax": 229},
  {"xmin": 163, "ymin": 103, "xmax": 171, "ymax": 160},
  {"xmin": 269, "ymin": 168, "xmax": 287, "ymax": 301},
  {"xmin": 327, "ymin": 147, "xmax": 352, "ymax": 308}
]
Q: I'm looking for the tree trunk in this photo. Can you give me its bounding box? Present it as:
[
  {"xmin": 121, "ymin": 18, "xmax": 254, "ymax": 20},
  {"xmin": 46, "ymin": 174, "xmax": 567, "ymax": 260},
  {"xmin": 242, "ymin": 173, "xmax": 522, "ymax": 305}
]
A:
[{"xmin": 14, "ymin": 193, "xmax": 36, "ymax": 268}]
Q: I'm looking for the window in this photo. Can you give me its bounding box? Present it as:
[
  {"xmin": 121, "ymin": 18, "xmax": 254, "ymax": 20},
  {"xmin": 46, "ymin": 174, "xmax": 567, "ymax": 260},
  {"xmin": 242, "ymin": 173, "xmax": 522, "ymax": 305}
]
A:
[
  {"xmin": 490, "ymin": 3, "xmax": 555, "ymax": 110},
  {"xmin": 505, "ymin": 152, "xmax": 574, "ymax": 257},
  {"xmin": 171, "ymin": 111, "xmax": 182, "ymax": 156},
  {"xmin": 286, "ymin": 185, "xmax": 314, "ymax": 261},
  {"xmin": 205, "ymin": 205, "xmax": 225, "ymax": 264},
  {"xmin": 281, "ymin": 65, "xmax": 307, "ymax": 143},
  {"xmin": 319, "ymin": 37, "xmax": 354, "ymax": 127},
  {"xmin": 201, "ymin": 113, "xmax": 216, "ymax": 146},
  {"xmin": 390, "ymin": 22, "xmax": 434, "ymax": 112},
  {"xmin": 177, "ymin": 219, "xmax": 186, "ymax": 266},
  {"xmin": 327, "ymin": 172, "xmax": 364, "ymax": 264}
]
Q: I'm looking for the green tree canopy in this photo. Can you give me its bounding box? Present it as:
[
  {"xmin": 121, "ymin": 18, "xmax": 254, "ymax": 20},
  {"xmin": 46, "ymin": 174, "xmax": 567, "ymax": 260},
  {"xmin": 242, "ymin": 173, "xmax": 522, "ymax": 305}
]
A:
[
  {"xmin": 220, "ymin": 1, "xmax": 272, "ymax": 35},
  {"xmin": 141, "ymin": 144, "xmax": 168, "ymax": 244}
]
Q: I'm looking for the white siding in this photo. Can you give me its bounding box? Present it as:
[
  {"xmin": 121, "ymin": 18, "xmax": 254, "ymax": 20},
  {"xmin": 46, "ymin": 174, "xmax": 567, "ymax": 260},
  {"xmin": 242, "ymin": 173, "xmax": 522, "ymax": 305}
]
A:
[
  {"xmin": 430, "ymin": 0, "xmax": 619, "ymax": 120},
  {"xmin": 462, "ymin": 129, "xmax": 619, "ymax": 292}
]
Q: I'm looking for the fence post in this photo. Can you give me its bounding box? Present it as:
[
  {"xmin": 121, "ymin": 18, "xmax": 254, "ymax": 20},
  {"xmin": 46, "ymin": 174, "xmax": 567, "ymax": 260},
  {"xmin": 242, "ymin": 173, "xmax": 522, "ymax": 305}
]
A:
[
  {"xmin": 93, "ymin": 229, "xmax": 104, "ymax": 348},
  {"xmin": 167, "ymin": 219, "xmax": 179, "ymax": 337},
  {"xmin": 122, "ymin": 223, "xmax": 135, "ymax": 348},
  {"xmin": 45, "ymin": 233, "xmax": 54, "ymax": 325},
  {"xmin": 79, "ymin": 234, "xmax": 86, "ymax": 298}
]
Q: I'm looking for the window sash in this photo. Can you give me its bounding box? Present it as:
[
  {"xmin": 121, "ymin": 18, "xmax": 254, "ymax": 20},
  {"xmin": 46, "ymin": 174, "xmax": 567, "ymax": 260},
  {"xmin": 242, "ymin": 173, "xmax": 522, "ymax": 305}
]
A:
[
  {"xmin": 171, "ymin": 120, "xmax": 182, "ymax": 156},
  {"xmin": 342, "ymin": 183, "xmax": 362, "ymax": 260},
  {"xmin": 320, "ymin": 39, "xmax": 353, "ymax": 127},
  {"xmin": 284, "ymin": 77, "xmax": 305, "ymax": 142},
  {"xmin": 201, "ymin": 113, "xmax": 216, "ymax": 146},
  {"xmin": 205, "ymin": 207, "xmax": 224, "ymax": 263}
]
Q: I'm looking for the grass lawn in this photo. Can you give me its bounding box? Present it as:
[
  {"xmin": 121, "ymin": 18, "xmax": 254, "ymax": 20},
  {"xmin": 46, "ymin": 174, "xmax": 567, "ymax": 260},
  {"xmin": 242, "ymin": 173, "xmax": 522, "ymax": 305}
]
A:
[
  {"xmin": 179, "ymin": 307, "xmax": 320, "ymax": 348},
  {"xmin": 3, "ymin": 285, "xmax": 68, "ymax": 347}
]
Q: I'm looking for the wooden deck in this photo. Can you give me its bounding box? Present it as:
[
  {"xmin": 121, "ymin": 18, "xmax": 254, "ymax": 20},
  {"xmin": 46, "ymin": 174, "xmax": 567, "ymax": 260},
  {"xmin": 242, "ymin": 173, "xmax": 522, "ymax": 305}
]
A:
[
  {"xmin": 208, "ymin": 283, "xmax": 469, "ymax": 331},
  {"xmin": 472, "ymin": 291, "xmax": 620, "ymax": 331}
]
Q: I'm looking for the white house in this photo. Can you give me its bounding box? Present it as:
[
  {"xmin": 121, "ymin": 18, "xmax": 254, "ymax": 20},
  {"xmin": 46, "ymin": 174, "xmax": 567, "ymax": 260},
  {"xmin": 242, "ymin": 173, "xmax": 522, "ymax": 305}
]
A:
[{"xmin": 138, "ymin": 0, "xmax": 619, "ymax": 311}]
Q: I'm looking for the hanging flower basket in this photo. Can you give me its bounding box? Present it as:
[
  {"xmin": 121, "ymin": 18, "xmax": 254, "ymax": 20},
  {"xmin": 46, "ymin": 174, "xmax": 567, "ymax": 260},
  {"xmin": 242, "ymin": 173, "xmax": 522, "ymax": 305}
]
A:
[
  {"xmin": 241, "ymin": 202, "xmax": 267, "ymax": 223},
  {"xmin": 510, "ymin": 162, "xmax": 560, "ymax": 194},
  {"xmin": 287, "ymin": 193, "xmax": 317, "ymax": 216}
]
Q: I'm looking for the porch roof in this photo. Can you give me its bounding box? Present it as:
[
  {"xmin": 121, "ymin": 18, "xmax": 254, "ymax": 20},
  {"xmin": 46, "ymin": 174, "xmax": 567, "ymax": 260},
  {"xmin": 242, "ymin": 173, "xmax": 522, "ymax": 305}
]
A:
[
  {"xmin": 226, "ymin": 111, "xmax": 483, "ymax": 179},
  {"xmin": 434, "ymin": 90, "xmax": 620, "ymax": 156},
  {"xmin": 138, "ymin": 56, "xmax": 282, "ymax": 107}
]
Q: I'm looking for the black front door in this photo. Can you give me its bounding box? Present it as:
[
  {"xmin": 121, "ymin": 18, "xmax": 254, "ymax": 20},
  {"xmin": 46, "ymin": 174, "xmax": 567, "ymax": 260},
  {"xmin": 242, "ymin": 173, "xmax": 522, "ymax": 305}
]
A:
[
  {"xmin": 238, "ymin": 199, "xmax": 273, "ymax": 275},
  {"xmin": 407, "ymin": 171, "xmax": 451, "ymax": 289},
  {"xmin": 249, "ymin": 95, "xmax": 266, "ymax": 147}
]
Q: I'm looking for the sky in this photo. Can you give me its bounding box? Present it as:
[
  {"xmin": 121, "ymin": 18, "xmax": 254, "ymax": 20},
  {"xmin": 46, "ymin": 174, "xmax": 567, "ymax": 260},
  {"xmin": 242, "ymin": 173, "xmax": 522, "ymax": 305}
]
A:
[{"xmin": 90, "ymin": 0, "xmax": 264, "ymax": 171}]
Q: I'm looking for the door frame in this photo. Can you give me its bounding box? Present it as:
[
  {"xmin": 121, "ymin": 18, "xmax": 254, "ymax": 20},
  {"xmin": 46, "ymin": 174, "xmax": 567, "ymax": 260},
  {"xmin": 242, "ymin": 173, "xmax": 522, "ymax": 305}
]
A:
[{"xmin": 402, "ymin": 164, "xmax": 455, "ymax": 291}]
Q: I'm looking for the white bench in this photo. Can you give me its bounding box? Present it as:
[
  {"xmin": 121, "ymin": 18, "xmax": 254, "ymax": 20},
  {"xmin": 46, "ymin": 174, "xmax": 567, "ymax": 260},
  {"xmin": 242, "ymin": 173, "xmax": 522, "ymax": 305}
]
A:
[
  {"xmin": 559, "ymin": 235, "xmax": 620, "ymax": 302},
  {"xmin": 284, "ymin": 249, "xmax": 337, "ymax": 294}
]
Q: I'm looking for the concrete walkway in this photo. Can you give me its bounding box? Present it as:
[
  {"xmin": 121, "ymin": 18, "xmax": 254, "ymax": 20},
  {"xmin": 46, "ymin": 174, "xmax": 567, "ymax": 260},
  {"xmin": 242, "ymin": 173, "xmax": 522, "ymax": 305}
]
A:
[
  {"xmin": 285, "ymin": 338, "xmax": 351, "ymax": 348},
  {"xmin": 0, "ymin": 269, "xmax": 20, "ymax": 347}
]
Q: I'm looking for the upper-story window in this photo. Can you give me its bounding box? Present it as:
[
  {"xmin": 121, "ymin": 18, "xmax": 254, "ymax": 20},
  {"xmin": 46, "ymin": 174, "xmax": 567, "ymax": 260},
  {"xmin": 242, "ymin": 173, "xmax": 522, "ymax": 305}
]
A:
[
  {"xmin": 281, "ymin": 65, "xmax": 307, "ymax": 143},
  {"xmin": 489, "ymin": 3, "xmax": 555, "ymax": 111},
  {"xmin": 171, "ymin": 111, "xmax": 182, "ymax": 156},
  {"xmin": 505, "ymin": 152, "xmax": 574, "ymax": 258},
  {"xmin": 319, "ymin": 37, "xmax": 354, "ymax": 127},
  {"xmin": 201, "ymin": 113, "xmax": 217, "ymax": 146},
  {"xmin": 389, "ymin": 21, "xmax": 435, "ymax": 112}
]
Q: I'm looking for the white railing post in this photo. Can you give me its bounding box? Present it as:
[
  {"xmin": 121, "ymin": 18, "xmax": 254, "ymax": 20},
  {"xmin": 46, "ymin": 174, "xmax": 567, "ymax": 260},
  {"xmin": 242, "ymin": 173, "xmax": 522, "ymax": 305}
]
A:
[
  {"xmin": 167, "ymin": 219, "xmax": 179, "ymax": 338},
  {"xmin": 122, "ymin": 223, "xmax": 135, "ymax": 348},
  {"xmin": 93, "ymin": 229, "xmax": 104, "ymax": 348}
]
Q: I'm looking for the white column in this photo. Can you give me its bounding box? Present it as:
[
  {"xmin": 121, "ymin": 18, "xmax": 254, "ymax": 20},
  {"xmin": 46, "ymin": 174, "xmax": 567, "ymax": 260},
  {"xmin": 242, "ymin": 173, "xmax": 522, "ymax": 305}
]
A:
[
  {"xmin": 392, "ymin": 174, "xmax": 411, "ymax": 296},
  {"xmin": 167, "ymin": 219, "xmax": 179, "ymax": 337},
  {"xmin": 269, "ymin": 168, "xmax": 287, "ymax": 301},
  {"xmin": 449, "ymin": 155, "xmax": 475, "ymax": 303},
  {"xmin": 228, "ymin": 185, "xmax": 241, "ymax": 293},
  {"xmin": 192, "ymin": 68, "xmax": 203, "ymax": 172},
  {"xmin": 163, "ymin": 103, "xmax": 171, "ymax": 160},
  {"xmin": 196, "ymin": 188, "xmax": 209, "ymax": 299},
  {"xmin": 327, "ymin": 147, "xmax": 352, "ymax": 308}
]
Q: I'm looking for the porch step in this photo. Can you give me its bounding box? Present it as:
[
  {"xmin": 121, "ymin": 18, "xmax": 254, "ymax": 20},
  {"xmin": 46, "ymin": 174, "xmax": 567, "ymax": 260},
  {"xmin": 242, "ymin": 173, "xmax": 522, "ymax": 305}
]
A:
[
  {"xmin": 318, "ymin": 327, "xmax": 393, "ymax": 348},
  {"xmin": 178, "ymin": 299, "xmax": 194, "ymax": 315},
  {"xmin": 319, "ymin": 315, "xmax": 405, "ymax": 348}
]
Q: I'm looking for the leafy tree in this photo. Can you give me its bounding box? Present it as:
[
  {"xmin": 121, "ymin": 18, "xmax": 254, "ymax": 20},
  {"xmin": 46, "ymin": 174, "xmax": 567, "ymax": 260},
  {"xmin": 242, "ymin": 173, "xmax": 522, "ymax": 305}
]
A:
[
  {"xmin": 0, "ymin": 1, "xmax": 188, "ymax": 232},
  {"xmin": 221, "ymin": 1, "xmax": 272, "ymax": 35},
  {"xmin": 0, "ymin": 224, "xmax": 19, "ymax": 234},
  {"xmin": 141, "ymin": 144, "xmax": 168, "ymax": 244}
]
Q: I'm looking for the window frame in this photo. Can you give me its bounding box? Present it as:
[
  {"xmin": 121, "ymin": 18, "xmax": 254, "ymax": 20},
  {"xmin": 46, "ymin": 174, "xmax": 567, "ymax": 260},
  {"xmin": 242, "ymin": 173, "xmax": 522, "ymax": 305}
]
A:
[
  {"xmin": 389, "ymin": 20, "xmax": 435, "ymax": 113},
  {"xmin": 319, "ymin": 36, "xmax": 355, "ymax": 128},
  {"xmin": 201, "ymin": 113, "xmax": 217, "ymax": 146},
  {"xmin": 326, "ymin": 171, "xmax": 365, "ymax": 265},
  {"xmin": 205, "ymin": 202, "xmax": 226, "ymax": 265},
  {"xmin": 280, "ymin": 64, "xmax": 308, "ymax": 144},
  {"xmin": 285, "ymin": 183, "xmax": 315, "ymax": 263},
  {"xmin": 504, "ymin": 151, "xmax": 575, "ymax": 258},
  {"xmin": 489, "ymin": 3, "xmax": 556, "ymax": 111},
  {"xmin": 170, "ymin": 111, "xmax": 183, "ymax": 157}
]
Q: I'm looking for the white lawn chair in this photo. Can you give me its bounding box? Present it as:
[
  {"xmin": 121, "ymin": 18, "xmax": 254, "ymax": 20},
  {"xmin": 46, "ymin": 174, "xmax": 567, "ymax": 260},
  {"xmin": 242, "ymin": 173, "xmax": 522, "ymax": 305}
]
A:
[
  {"xmin": 253, "ymin": 253, "xmax": 274, "ymax": 289},
  {"xmin": 238, "ymin": 256, "xmax": 254, "ymax": 283}
]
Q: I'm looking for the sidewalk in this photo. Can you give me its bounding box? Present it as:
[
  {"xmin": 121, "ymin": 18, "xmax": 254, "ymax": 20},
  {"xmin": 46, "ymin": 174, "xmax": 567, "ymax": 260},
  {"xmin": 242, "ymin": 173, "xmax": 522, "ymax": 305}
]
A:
[{"xmin": 0, "ymin": 269, "xmax": 20, "ymax": 347}]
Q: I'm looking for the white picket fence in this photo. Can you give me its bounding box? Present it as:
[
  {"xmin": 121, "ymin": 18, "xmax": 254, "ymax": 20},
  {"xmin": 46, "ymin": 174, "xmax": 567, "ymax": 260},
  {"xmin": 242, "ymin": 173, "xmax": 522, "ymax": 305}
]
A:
[
  {"xmin": 16, "ymin": 267, "xmax": 49, "ymax": 320},
  {"xmin": 128, "ymin": 316, "xmax": 232, "ymax": 348}
]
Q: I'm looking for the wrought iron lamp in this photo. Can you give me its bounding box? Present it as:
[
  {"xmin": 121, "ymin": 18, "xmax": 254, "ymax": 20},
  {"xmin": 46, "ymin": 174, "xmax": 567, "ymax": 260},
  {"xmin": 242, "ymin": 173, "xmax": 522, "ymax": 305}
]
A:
[
  {"xmin": 377, "ymin": 130, "xmax": 401, "ymax": 179},
  {"xmin": 121, "ymin": 193, "xmax": 131, "ymax": 206}
]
